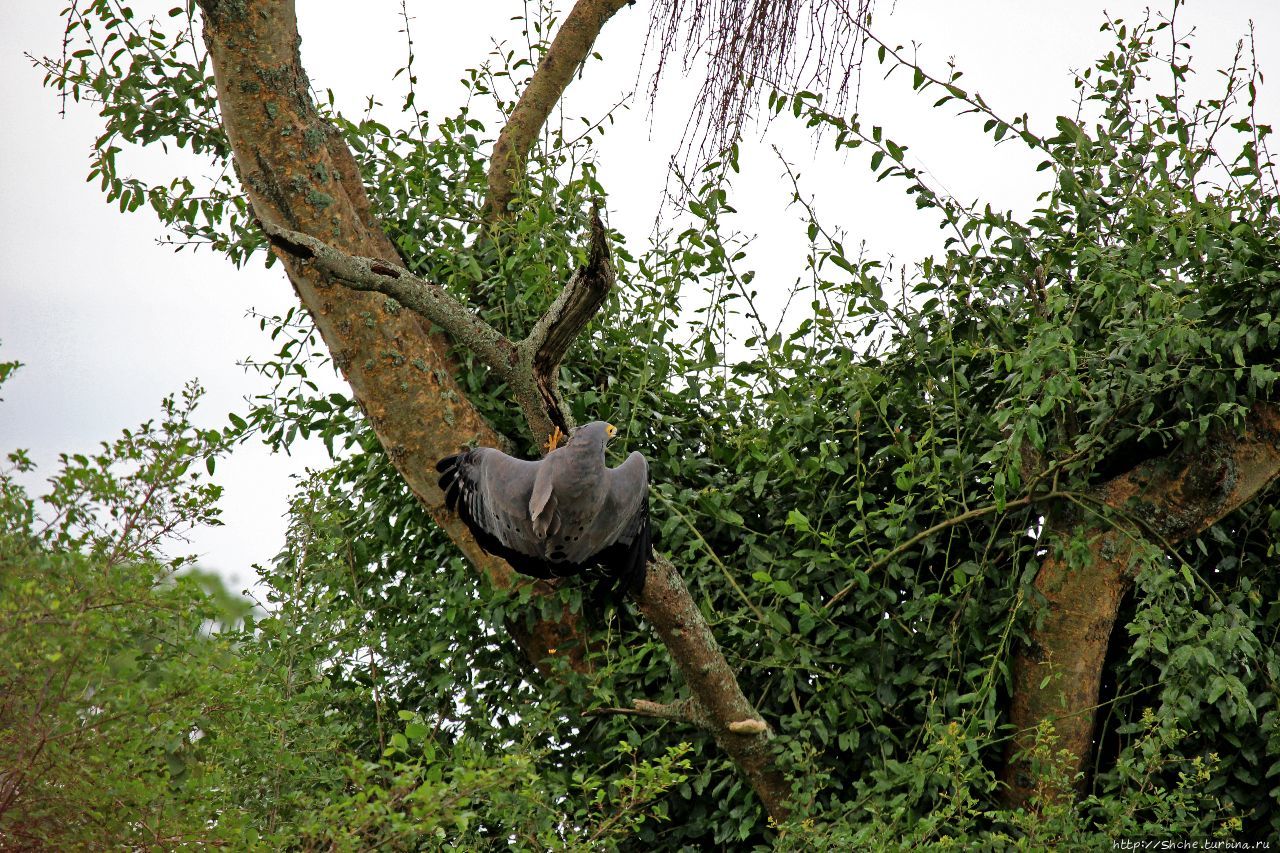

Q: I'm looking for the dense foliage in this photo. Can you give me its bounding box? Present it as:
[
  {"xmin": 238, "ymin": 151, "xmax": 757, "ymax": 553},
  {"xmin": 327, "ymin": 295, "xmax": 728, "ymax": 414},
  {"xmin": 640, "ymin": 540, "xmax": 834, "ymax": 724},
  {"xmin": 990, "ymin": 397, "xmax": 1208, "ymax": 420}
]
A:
[
  {"xmin": 6, "ymin": 2, "xmax": 1278, "ymax": 847},
  {"xmin": 0, "ymin": 371, "xmax": 690, "ymax": 849}
]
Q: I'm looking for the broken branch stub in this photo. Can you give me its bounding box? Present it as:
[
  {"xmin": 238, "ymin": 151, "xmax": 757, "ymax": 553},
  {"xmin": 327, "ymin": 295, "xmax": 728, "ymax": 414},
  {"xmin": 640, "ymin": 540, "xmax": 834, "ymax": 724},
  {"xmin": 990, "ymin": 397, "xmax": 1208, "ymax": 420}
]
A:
[{"xmin": 521, "ymin": 207, "xmax": 616, "ymax": 433}]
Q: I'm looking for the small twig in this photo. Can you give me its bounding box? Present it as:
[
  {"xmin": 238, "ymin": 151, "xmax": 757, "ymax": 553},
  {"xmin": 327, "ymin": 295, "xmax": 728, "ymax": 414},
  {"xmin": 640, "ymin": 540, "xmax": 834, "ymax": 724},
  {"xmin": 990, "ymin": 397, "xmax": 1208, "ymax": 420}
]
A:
[{"xmin": 825, "ymin": 491, "xmax": 1070, "ymax": 610}]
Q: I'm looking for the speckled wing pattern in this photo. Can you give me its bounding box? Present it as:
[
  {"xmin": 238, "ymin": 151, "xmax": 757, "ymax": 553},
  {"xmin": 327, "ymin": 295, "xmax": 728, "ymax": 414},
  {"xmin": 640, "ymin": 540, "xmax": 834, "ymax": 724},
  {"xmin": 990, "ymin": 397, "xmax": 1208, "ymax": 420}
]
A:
[{"xmin": 436, "ymin": 443, "xmax": 650, "ymax": 596}]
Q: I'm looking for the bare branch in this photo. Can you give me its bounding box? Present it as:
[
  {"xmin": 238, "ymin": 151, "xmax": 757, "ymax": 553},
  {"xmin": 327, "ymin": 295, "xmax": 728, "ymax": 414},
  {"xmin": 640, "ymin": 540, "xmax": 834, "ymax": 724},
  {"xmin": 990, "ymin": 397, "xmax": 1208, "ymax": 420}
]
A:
[
  {"xmin": 260, "ymin": 215, "xmax": 616, "ymax": 442},
  {"xmin": 484, "ymin": 0, "xmax": 632, "ymax": 221},
  {"xmin": 261, "ymin": 222, "xmax": 519, "ymax": 381},
  {"xmin": 1097, "ymin": 404, "xmax": 1280, "ymax": 544}
]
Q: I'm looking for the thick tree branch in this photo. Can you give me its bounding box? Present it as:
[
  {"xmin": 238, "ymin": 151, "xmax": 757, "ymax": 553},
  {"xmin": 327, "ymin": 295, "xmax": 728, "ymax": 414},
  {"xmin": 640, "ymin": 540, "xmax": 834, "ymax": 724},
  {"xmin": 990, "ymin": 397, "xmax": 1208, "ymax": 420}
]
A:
[
  {"xmin": 483, "ymin": 0, "xmax": 631, "ymax": 221},
  {"xmin": 1096, "ymin": 404, "xmax": 1280, "ymax": 543},
  {"xmin": 1004, "ymin": 403, "xmax": 1280, "ymax": 808}
]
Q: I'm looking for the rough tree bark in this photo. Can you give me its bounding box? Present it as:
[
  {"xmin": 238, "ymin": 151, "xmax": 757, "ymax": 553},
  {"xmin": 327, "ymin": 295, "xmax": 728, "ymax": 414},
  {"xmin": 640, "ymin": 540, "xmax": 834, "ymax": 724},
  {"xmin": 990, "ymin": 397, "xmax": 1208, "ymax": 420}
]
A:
[
  {"xmin": 195, "ymin": 0, "xmax": 791, "ymax": 823},
  {"xmin": 191, "ymin": 0, "xmax": 591, "ymax": 668},
  {"xmin": 1003, "ymin": 404, "xmax": 1280, "ymax": 808}
]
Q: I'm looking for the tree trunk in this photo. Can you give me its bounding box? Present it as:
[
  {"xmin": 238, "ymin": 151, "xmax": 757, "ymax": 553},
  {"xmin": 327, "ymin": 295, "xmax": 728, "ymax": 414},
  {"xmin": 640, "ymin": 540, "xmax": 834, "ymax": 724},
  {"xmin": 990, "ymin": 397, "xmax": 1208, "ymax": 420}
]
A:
[
  {"xmin": 1004, "ymin": 518, "xmax": 1133, "ymax": 806},
  {"xmin": 195, "ymin": 0, "xmax": 792, "ymax": 822},
  {"xmin": 1003, "ymin": 405, "xmax": 1280, "ymax": 807}
]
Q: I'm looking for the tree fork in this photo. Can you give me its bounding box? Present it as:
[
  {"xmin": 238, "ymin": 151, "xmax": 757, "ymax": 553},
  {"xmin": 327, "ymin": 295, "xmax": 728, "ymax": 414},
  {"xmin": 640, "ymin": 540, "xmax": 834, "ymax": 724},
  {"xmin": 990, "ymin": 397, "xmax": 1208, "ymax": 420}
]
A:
[
  {"xmin": 260, "ymin": 207, "xmax": 612, "ymax": 444},
  {"xmin": 198, "ymin": 0, "xmax": 793, "ymax": 823},
  {"xmin": 1003, "ymin": 404, "xmax": 1280, "ymax": 807}
]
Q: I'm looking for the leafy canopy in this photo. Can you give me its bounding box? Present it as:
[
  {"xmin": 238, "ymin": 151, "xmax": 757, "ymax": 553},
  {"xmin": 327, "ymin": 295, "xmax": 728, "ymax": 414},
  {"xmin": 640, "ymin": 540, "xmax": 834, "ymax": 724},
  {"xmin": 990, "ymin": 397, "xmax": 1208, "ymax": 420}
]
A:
[{"xmin": 13, "ymin": 1, "xmax": 1280, "ymax": 846}]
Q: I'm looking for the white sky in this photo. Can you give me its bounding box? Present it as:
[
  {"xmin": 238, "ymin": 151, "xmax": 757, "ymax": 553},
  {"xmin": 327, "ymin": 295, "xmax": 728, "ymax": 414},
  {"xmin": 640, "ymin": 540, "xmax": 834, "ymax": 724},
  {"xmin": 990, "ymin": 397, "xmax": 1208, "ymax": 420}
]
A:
[{"xmin": 2, "ymin": 1, "xmax": 1276, "ymax": 592}]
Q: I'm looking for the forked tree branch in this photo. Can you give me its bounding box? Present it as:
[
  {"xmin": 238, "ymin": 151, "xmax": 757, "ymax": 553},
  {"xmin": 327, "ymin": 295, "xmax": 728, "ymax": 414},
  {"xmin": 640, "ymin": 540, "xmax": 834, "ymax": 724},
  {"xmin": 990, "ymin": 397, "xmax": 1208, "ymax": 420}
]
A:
[
  {"xmin": 1003, "ymin": 403, "xmax": 1280, "ymax": 808},
  {"xmin": 196, "ymin": 0, "xmax": 593, "ymax": 674},
  {"xmin": 262, "ymin": 216, "xmax": 615, "ymax": 442}
]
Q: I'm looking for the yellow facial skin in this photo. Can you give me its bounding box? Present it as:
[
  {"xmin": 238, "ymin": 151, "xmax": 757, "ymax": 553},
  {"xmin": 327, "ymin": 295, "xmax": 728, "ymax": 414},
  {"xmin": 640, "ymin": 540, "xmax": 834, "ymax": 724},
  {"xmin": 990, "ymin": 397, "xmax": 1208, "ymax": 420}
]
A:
[{"xmin": 606, "ymin": 423, "xmax": 617, "ymax": 438}]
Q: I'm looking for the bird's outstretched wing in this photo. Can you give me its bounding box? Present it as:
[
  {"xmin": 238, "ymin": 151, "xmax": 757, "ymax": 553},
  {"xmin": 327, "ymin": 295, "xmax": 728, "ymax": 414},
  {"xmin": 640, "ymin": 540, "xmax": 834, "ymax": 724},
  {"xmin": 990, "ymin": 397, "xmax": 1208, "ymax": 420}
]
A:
[
  {"xmin": 436, "ymin": 446, "xmax": 651, "ymax": 595},
  {"xmin": 436, "ymin": 448, "xmax": 563, "ymax": 579},
  {"xmin": 585, "ymin": 451, "xmax": 650, "ymax": 596}
]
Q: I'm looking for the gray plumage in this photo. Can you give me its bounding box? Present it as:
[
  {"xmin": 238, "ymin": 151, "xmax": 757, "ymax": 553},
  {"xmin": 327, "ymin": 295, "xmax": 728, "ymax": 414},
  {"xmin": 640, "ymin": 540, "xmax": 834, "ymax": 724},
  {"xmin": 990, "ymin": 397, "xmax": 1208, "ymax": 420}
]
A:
[{"xmin": 436, "ymin": 422, "xmax": 650, "ymax": 596}]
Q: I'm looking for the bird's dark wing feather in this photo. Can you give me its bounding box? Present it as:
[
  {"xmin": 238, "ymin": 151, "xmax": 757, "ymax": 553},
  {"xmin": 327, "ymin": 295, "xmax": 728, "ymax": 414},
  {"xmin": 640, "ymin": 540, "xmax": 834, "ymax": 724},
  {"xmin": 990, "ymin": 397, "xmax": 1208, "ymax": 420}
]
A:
[
  {"xmin": 589, "ymin": 451, "xmax": 651, "ymax": 596},
  {"xmin": 435, "ymin": 448, "xmax": 560, "ymax": 579},
  {"xmin": 588, "ymin": 497, "xmax": 650, "ymax": 597},
  {"xmin": 437, "ymin": 446, "xmax": 651, "ymax": 596}
]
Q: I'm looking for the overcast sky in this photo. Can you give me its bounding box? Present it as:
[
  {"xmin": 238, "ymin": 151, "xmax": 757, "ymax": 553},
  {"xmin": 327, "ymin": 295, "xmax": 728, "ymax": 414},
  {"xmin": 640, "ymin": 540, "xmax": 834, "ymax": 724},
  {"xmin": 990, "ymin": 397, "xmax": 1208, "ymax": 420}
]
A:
[{"xmin": 2, "ymin": 1, "xmax": 1276, "ymax": 592}]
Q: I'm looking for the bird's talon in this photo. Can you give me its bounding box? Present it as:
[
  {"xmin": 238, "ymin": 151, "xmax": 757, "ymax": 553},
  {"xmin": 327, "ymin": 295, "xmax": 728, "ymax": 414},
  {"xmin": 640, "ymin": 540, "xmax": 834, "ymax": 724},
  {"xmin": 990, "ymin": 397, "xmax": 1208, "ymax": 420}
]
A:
[{"xmin": 544, "ymin": 426, "xmax": 564, "ymax": 453}]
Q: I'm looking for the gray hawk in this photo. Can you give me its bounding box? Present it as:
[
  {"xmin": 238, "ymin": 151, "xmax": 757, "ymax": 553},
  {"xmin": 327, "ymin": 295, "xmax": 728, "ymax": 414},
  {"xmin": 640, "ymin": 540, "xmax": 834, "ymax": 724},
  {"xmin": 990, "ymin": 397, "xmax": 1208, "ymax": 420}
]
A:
[{"xmin": 436, "ymin": 421, "xmax": 650, "ymax": 596}]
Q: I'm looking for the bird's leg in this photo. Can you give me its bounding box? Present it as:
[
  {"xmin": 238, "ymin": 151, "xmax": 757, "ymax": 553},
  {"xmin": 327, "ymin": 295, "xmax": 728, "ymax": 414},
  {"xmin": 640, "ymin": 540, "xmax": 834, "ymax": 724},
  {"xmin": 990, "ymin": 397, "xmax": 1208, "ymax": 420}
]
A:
[{"xmin": 543, "ymin": 426, "xmax": 564, "ymax": 454}]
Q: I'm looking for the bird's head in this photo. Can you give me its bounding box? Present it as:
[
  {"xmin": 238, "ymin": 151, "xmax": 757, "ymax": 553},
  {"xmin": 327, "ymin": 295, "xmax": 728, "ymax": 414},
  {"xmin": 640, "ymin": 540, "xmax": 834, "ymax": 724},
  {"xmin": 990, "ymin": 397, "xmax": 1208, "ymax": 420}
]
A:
[{"xmin": 570, "ymin": 421, "xmax": 616, "ymax": 450}]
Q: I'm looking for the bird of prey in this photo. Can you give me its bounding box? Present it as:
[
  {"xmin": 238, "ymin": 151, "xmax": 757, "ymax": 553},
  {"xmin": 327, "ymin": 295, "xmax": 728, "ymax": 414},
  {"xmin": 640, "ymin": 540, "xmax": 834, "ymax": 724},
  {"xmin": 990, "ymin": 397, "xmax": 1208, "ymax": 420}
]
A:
[{"xmin": 436, "ymin": 421, "xmax": 651, "ymax": 596}]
